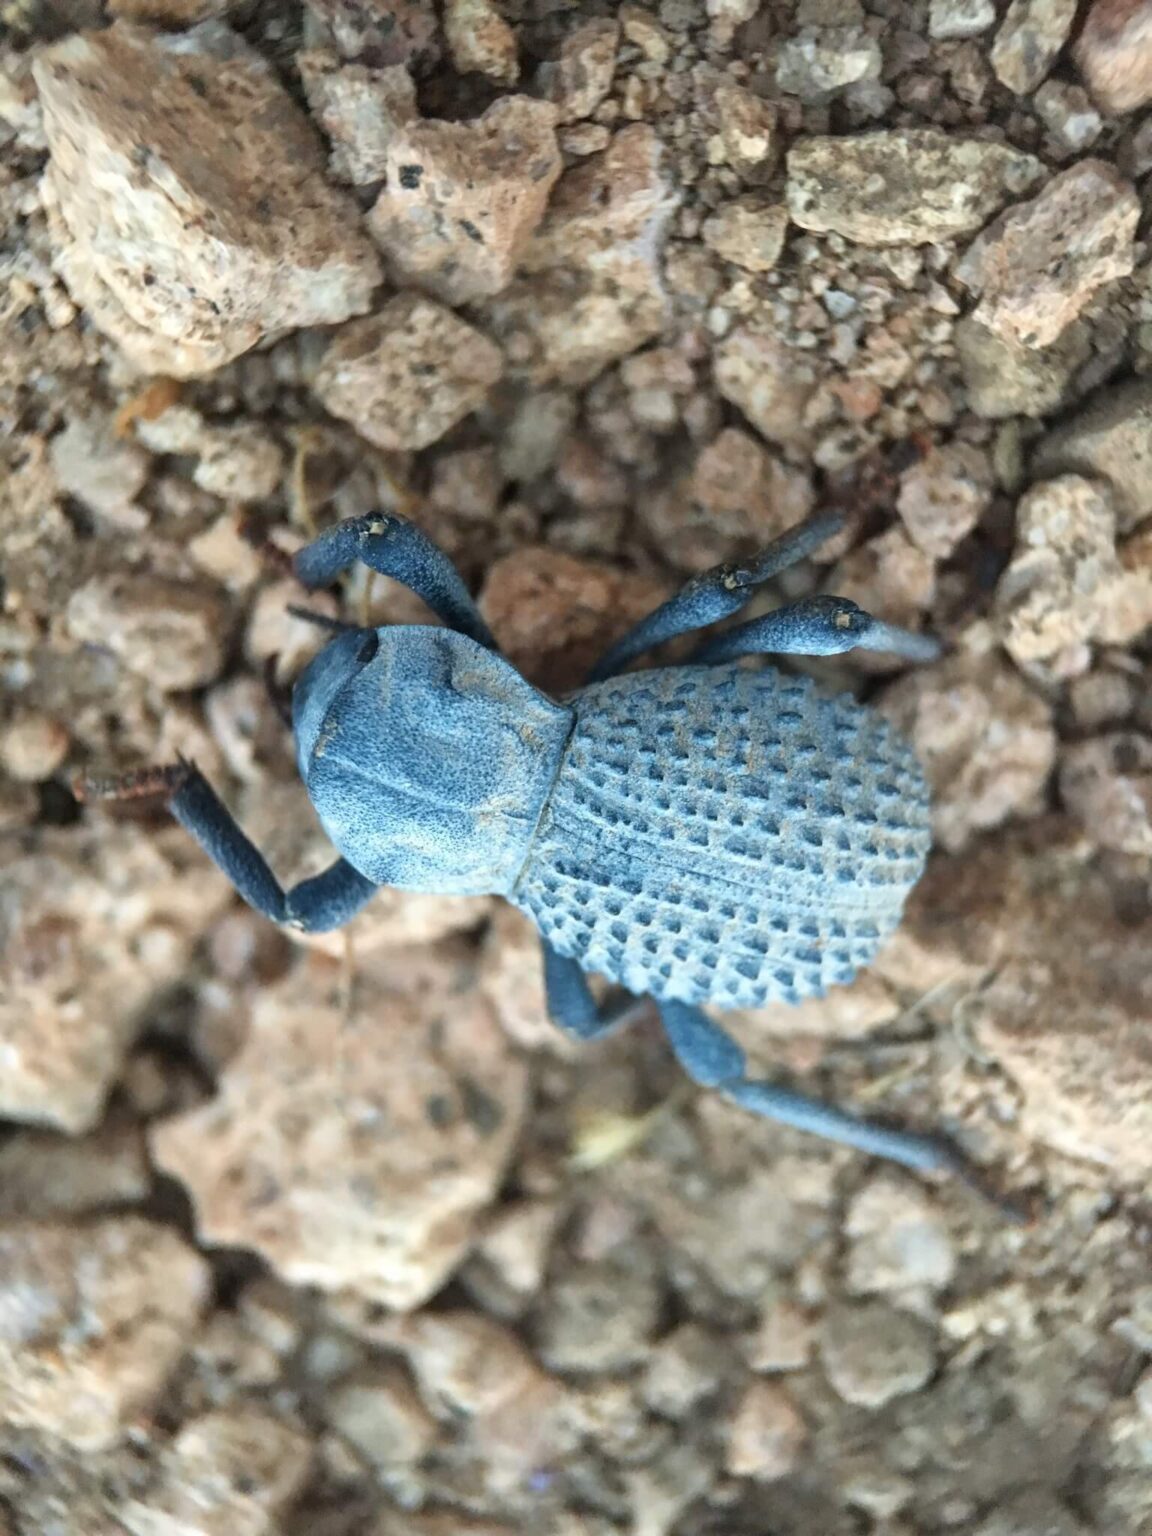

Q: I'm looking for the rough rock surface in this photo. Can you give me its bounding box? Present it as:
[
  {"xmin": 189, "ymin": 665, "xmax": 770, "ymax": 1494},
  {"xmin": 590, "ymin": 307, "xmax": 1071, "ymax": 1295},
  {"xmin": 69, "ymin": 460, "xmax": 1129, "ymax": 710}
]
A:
[
  {"xmin": 990, "ymin": 0, "xmax": 1078, "ymax": 95},
  {"xmin": 0, "ymin": 1217, "xmax": 209, "ymax": 1450},
  {"xmin": 1032, "ymin": 378, "xmax": 1152, "ymax": 531},
  {"xmin": 299, "ymin": 52, "xmax": 418, "ymax": 186},
  {"xmin": 0, "ymin": 827, "xmax": 229, "ymax": 1132},
  {"xmin": 891, "ymin": 826, "xmax": 1152, "ymax": 1176},
  {"xmin": 1060, "ymin": 732, "xmax": 1152, "ymax": 855},
  {"xmin": 368, "ymin": 96, "xmax": 561, "ymax": 304},
  {"xmin": 34, "ymin": 22, "xmax": 381, "ymax": 376},
  {"xmin": 996, "ymin": 475, "xmax": 1152, "ymax": 666},
  {"xmin": 955, "ymin": 160, "xmax": 1138, "ymax": 348},
  {"xmin": 1075, "ymin": 0, "xmax": 1152, "ymax": 114},
  {"xmin": 786, "ymin": 130, "xmax": 1043, "ymax": 244},
  {"xmin": 881, "ymin": 640, "xmax": 1057, "ymax": 851},
  {"xmin": 151, "ymin": 946, "xmax": 527, "ymax": 1309},
  {"xmin": 313, "ymin": 295, "xmax": 503, "ymax": 450}
]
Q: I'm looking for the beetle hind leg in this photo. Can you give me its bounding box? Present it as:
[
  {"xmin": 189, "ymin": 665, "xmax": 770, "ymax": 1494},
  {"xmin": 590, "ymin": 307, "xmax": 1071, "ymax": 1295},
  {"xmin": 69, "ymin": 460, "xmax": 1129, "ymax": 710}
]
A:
[
  {"xmin": 658, "ymin": 998, "xmax": 968, "ymax": 1179},
  {"xmin": 76, "ymin": 760, "xmax": 377, "ymax": 933},
  {"xmin": 541, "ymin": 942, "xmax": 650, "ymax": 1041}
]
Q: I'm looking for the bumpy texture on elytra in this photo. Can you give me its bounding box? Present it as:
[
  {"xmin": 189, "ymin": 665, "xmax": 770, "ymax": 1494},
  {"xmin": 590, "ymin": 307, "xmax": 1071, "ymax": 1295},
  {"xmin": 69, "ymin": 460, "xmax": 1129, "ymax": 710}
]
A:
[{"xmin": 515, "ymin": 665, "xmax": 930, "ymax": 1009}]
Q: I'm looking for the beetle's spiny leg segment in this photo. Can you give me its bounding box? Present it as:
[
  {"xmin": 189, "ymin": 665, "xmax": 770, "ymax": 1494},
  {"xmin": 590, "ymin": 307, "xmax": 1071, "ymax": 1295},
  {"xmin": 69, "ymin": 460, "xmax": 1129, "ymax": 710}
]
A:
[
  {"xmin": 73, "ymin": 758, "xmax": 193, "ymax": 804},
  {"xmin": 587, "ymin": 508, "xmax": 847, "ymax": 682}
]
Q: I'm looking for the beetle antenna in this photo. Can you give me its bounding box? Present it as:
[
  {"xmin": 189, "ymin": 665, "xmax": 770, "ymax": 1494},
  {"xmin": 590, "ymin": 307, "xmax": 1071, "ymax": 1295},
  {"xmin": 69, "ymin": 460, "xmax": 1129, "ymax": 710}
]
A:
[{"xmin": 285, "ymin": 604, "xmax": 360, "ymax": 634}]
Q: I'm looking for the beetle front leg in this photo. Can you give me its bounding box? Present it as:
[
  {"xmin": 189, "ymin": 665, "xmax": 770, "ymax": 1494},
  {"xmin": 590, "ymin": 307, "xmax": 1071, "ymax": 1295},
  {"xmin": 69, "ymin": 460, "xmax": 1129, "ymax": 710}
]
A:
[
  {"xmin": 658, "ymin": 999, "xmax": 971, "ymax": 1180},
  {"xmin": 76, "ymin": 761, "xmax": 378, "ymax": 933},
  {"xmin": 588, "ymin": 511, "xmax": 846, "ymax": 681},
  {"xmin": 541, "ymin": 942, "xmax": 649, "ymax": 1042},
  {"xmin": 293, "ymin": 514, "xmax": 497, "ymax": 652}
]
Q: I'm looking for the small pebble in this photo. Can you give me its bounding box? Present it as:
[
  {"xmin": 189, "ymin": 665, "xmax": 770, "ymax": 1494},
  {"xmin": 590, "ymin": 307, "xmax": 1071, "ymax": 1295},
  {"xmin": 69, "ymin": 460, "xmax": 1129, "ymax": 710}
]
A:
[{"xmin": 821, "ymin": 1301, "xmax": 937, "ymax": 1409}]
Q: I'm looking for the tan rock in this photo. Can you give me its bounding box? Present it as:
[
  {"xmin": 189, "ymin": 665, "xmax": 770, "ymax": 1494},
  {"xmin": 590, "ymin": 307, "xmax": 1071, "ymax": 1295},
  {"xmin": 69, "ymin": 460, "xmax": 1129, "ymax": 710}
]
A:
[
  {"xmin": 955, "ymin": 314, "xmax": 1090, "ymax": 420},
  {"xmin": 0, "ymin": 1217, "xmax": 209, "ymax": 1451},
  {"xmin": 639, "ymin": 428, "xmax": 814, "ymax": 572},
  {"xmin": 896, "ymin": 441, "xmax": 993, "ymax": 558},
  {"xmin": 117, "ymin": 1406, "xmax": 313, "ymax": 1536},
  {"xmin": 480, "ymin": 545, "xmax": 671, "ymax": 694},
  {"xmin": 33, "ymin": 22, "xmax": 381, "ymax": 377},
  {"xmin": 990, "ymin": 0, "xmax": 1078, "ymax": 94},
  {"xmin": 0, "ymin": 707, "xmax": 69, "ymax": 782},
  {"xmin": 880, "ymin": 642, "xmax": 1056, "ymax": 852},
  {"xmin": 955, "ymin": 160, "xmax": 1138, "ymax": 348},
  {"xmin": 368, "ymin": 96, "xmax": 560, "ymax": 304},
  {"xmin": 786, "ymin": 130, "xmax": 1043, "ymax": 245},
  {"xmin": 299, "ymin": 51, "xmax": 418, "ymax": 186},
  {"xmin": 0, "ymin": 825, "xmax": 229, "ymax": 1133},
  {"xmin": 1076, "ymin": 0, "xmax": 1152, "ymax": 114},
  {"xmin": 313, "ymin": 295, "xmax": 503, "ymax": 451},
  {"xmin": 150, "ymin": 944, "xmax": 527, "ymax": 1309},
  {"xmin": 1060, "ymin": 732, "xmax": 1152, "ymax": 855},
  {"xmin": 444, "ymin": 0, "xmax": 519, "ymax": 83},
  {"xmin": 725, "ymin": 1380, "xmax": 807, "ymax": 1480},
  {"xmin": 702, "ymin": 198, "xmax": 789, "ymax": 273},
  {"xmin": 49, "ymin": 412, "xmax": 149, "ymax": 531},
  {"xmin": 997, "ymin": 475, "xmax": 1152, "ymax": 665},
  {"xmin": 714, "ymin": 83, "xmax": 779, "ymax": 177},
  {"xmin": 324, "ymin": 1364, "xmax": 438, "ymax": 1470},
  {"xmin": 714, "ymin": 327, "xmax": 821, "ymax": 450},
  {"xmin": 844, "ymin": 1175, "xmax": 957, "ymax": 1295},
  {"xmin": 66, "ymin": 572, "xmax": 231, "ymax": 692},
  {"xmin": 546, "ymin": 17, "xmax": 620, "ymax": 121},
  {"xmin": 821, "ymin": 1301, "xmax": 936, "ymax": 1408},
  {"xmin": 487, "ymin": 124, "xmax": 679, "ymax": 384},
  {"xmin": 1032, "ymin": 377, "xmax": 1152, "ymax": 532},
  {"xmin": 893, "ymin": 823, "xmax": 1152, "ymax": 1175}
]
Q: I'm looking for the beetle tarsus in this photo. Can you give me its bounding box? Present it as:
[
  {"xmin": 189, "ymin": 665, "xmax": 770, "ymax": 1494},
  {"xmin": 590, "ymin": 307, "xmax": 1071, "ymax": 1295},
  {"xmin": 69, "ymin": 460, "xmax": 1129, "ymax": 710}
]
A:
[{"xmin": 73, "ymin": 759, "xmax": 193, "ymax": 804}]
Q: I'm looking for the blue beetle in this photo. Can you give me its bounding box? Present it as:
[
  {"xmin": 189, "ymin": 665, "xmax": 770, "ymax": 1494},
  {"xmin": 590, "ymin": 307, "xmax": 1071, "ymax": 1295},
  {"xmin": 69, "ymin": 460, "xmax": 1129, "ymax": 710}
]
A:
[{"xmin": 83, "ymin": 509, "xmax": 973, "ymax": 1185}]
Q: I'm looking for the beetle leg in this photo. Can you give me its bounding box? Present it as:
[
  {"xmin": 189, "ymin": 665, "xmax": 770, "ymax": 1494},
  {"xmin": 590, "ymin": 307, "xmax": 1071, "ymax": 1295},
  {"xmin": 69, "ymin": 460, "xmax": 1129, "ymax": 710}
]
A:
[
  {"xmin": 587, "ymin": 510, "xmax": 845, "ymax": 681},
  {"xmin": 690, "ymin": 594, "xmax": 941, "ymax": 667},
  {"xmin": 658, "ymin": 999, "xmax": 970, "ymax": 1179},
  {"xmin": 542, "ymin": 942, "xmax": 650, "ymax": 1041},
  {"xmin": 292, "ymin": 514, "xmax": 497, "ymax": 651},
  {"xmin": 76, "ymin": 760, "xmax": 377, "ymax": 933}
]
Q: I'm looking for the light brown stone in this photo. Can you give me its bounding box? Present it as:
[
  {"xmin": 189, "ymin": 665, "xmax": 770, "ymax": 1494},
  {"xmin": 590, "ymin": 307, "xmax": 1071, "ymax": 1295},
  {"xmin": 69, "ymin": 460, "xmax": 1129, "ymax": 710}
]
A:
[
  {"xmin": 150, "ymin": 945, "xmax": 527, "ymax": 1309},
  {"xmin": 33, "ymin": 22, "xmax": 381, "ymax": 377},
  {"xmin": 0, "ymin": 1218, "xmax": 209, "ymax": 1450},
  {"xmin": 0, "ymin": 825, "xmax": 229, "ymax": 1133},
  {"xmin": 880, "ymin": 641, "xmax": 1056, "ymax": 852},
  {"xmin": 997, "ymin": 476, "xmax": 1152, "ymax": 665},
  {"xmin": 313, "ymin": 295, "xmax": 503, "ymax": 451},
  {"xmin": 368, "ymin": 96, "xmax": 560, "ymax": 304},
  {"xmin": 1076, "ymin": 0, "xmax": 1152, "ymax": 114},
  {"xmin": 786, "ymin": 130, "xmax": 1043, "ymax": 245},
  {"xmin": 955, "ymin": 160, "xmax": 1138, "ymax": 348}
]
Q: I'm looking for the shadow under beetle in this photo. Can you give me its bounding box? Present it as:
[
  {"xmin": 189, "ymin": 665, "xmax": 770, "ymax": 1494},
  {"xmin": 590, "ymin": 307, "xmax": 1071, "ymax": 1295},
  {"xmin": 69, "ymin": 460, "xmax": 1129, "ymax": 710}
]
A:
[{"xmin": 82, "ymin": 509, "xmax": 986, "ymax": 1190}]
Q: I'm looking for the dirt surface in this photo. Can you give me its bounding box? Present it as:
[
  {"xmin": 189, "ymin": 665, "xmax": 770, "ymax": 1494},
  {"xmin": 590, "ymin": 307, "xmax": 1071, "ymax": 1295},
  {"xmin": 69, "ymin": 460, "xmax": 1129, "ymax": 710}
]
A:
[{"xmin": 2, "ymin": 1, "xmax": 1152, "ymax": 1533}]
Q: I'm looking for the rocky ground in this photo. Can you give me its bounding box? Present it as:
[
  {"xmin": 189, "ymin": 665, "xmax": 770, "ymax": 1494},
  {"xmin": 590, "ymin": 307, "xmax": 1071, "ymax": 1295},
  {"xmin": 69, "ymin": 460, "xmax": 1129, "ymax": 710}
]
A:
[{"xmin": 2, "ymin": 0, "xmax": 1152, "ymax": 1532}]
